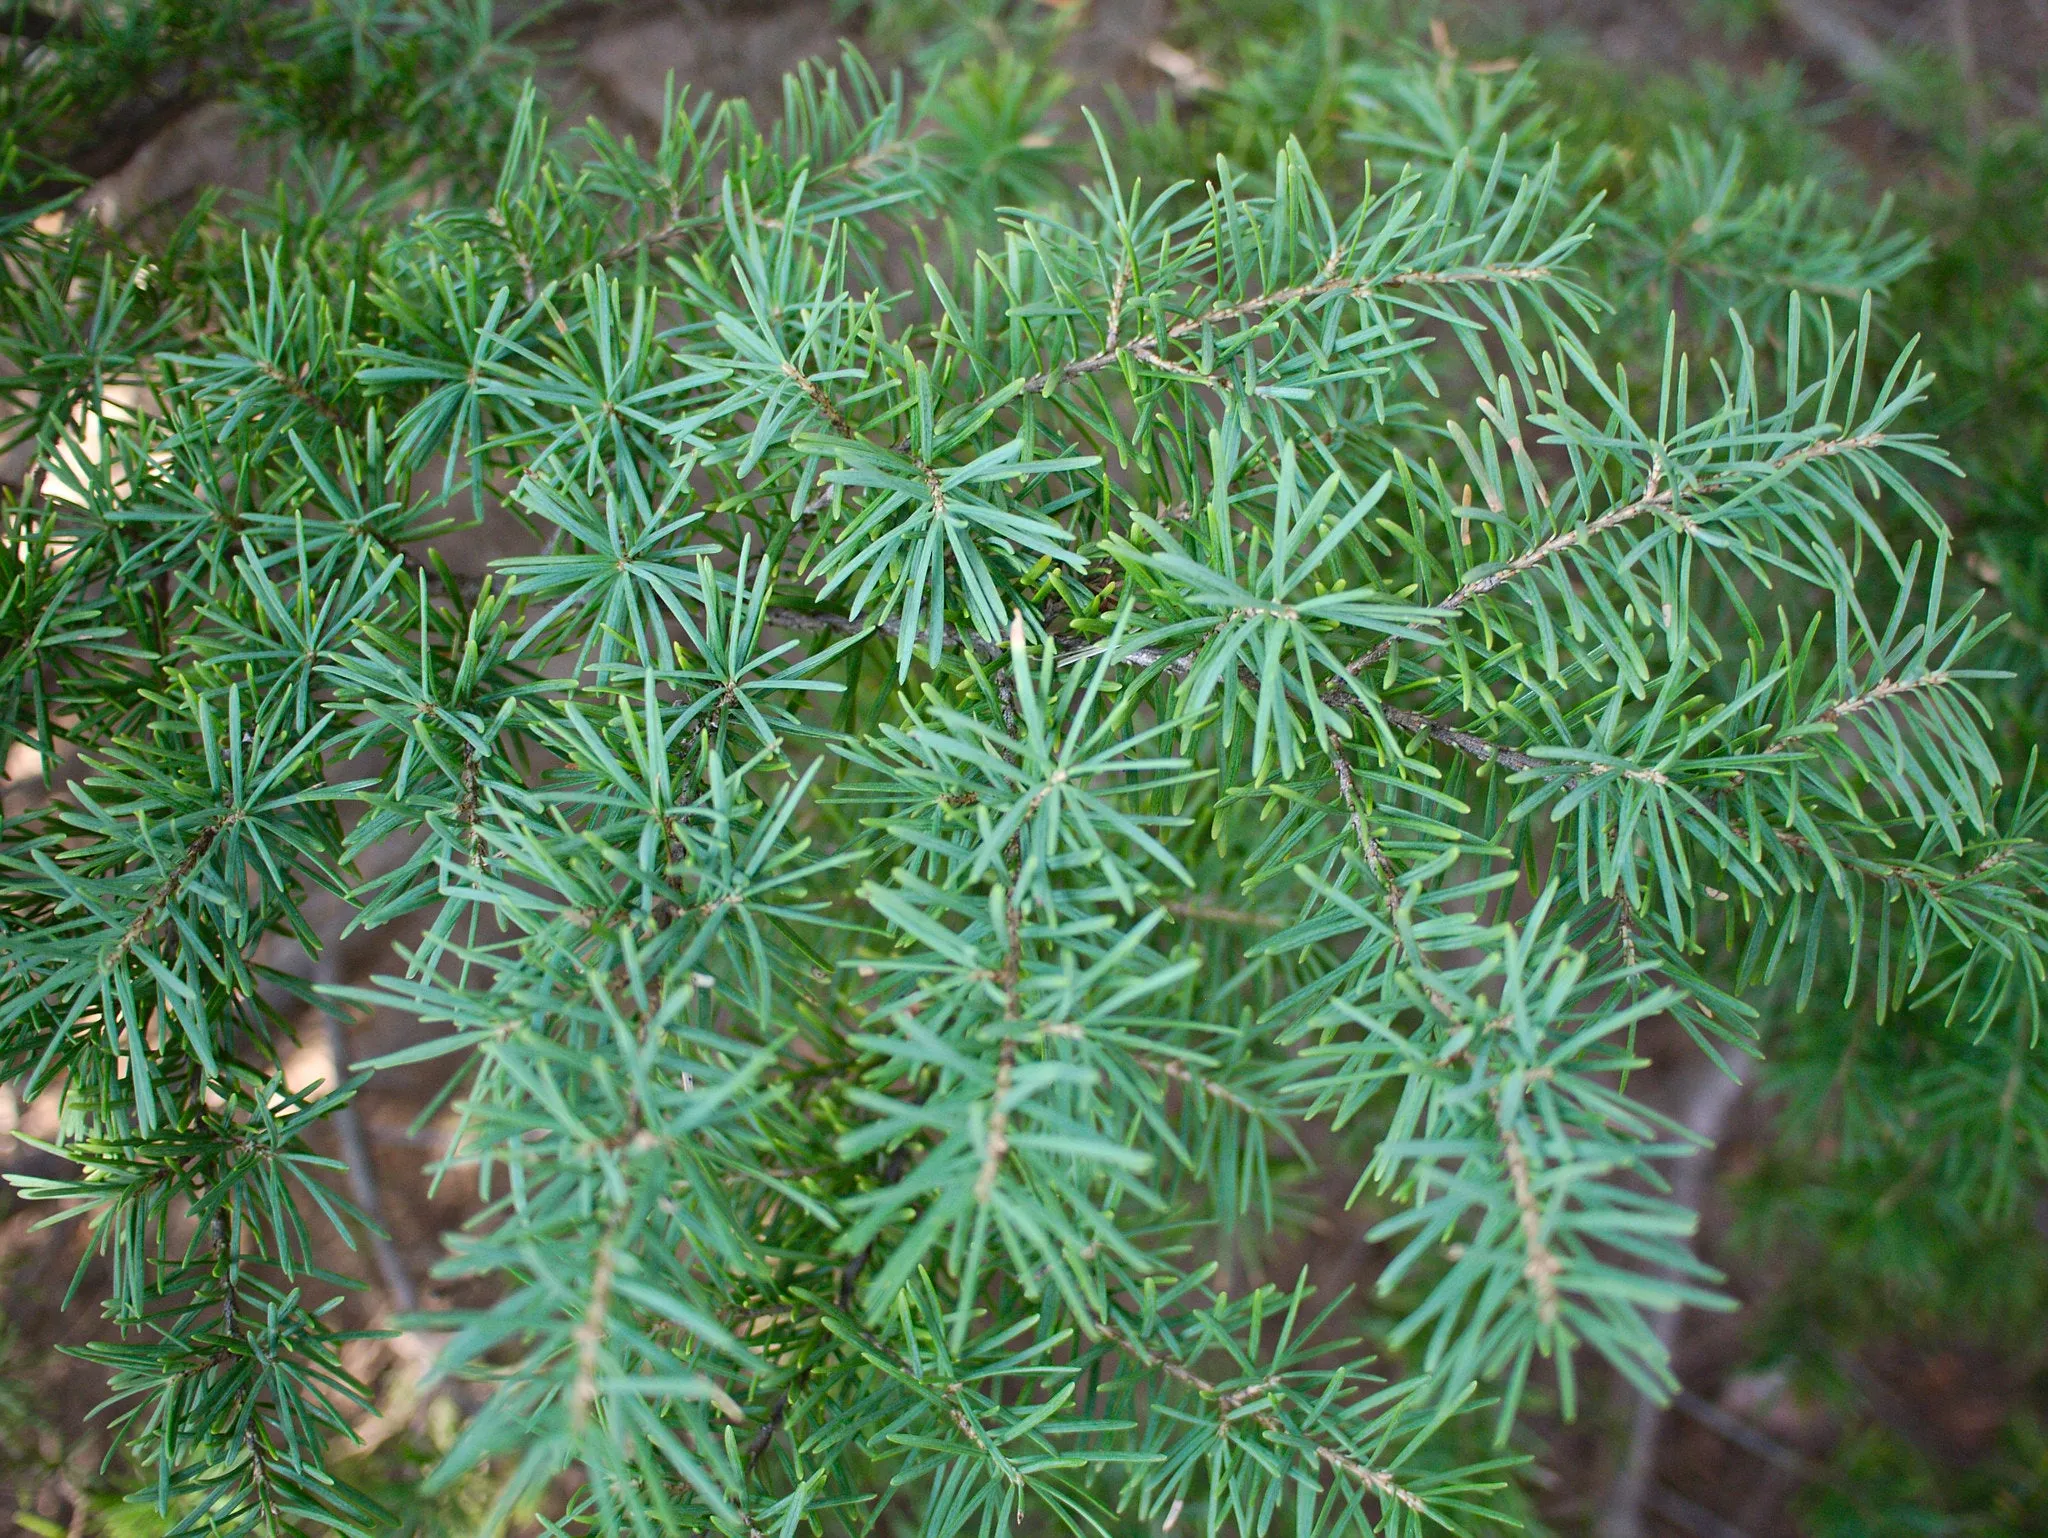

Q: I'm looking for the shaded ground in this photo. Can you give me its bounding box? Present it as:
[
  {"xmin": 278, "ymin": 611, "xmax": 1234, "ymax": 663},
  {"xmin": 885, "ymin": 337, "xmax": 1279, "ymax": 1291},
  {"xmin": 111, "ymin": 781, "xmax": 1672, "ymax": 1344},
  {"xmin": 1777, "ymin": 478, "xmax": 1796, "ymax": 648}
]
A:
[{"xmin": 4, "ymin": 1, "xmax": 2045, "ymax": 1534}]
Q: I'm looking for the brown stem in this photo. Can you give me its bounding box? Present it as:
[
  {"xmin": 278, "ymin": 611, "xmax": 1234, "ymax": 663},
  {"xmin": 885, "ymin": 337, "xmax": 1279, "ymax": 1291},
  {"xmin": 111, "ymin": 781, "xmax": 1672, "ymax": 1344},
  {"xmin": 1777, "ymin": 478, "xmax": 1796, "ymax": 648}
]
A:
[
  {"xmin": 213, "ymin": 1209, "xmax": 284, "ymax": 1533},
  {"xmin": 1377, "ymin": 703, "xmax": 1549, "ymax": 774},
  {"xmin": 1497, "ymin": 1118, "xmax": 1563, "ymax": 1328},
  {"xmin": 1099, "ymin": 1318, "xmax": 1428, "ymax": 1517},
  {"xmin": 452, "ymin": 745, "xmax": 484, "ymax": 868},
  {"xmin": 1015, "ymin": 259, "xmax": 1555, "ymax": 395},
  {"xmin": 256, "ymin": 360, "xmax": 347, "ymax": 428},
  {"xmin": 974, "ymin": 1040, "xmax": 1017, "ymax": 1204},
  {"xmin": 106, "ymin": 809, "xmax": 242, "ymax": 970},
  {"xmin": 1165, "ymin": 898, "xmax": 1284, "ymax": 929},
  {"xmin": 1353, "ymin": 433, "xmax": 1887, "ymax": 677},
  {"xmin": 1323, "ymin": 729, "xmax": 1461, "ymax": 1018}
]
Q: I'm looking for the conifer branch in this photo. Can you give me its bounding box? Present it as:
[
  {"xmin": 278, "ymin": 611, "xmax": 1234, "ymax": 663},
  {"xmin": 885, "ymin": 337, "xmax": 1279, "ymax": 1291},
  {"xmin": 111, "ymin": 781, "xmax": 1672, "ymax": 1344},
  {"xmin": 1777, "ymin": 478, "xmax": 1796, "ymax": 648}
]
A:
[
  {"xmin": 1097, "ymin": 1317, "xmax": 1430, "ymax": 1517},
  {"xmin": 1353, "ymin": 431, "xmax": 1890, "ymax": 674},
  {"xmin": 974, "ymin": 1039, "xmax": 1016, "ymax": 1203},
  {"xmin": 1165, "ymin": 898, "xmax": 1286, "ymax": 929},
  {"xmin": 255, "ymin": 359, "xmax": 348, "ymax": 428},
  {"xmin": 3, "ymin": 24, "xmax": 2018, "ymax": 1536},
  {"xmin": 1015, "ymin": 257, "xmax": 1557, "ymax": 395},
  {"xmin": 1496, "ymin": 1118, "xmax": 1563, "ymax": 1327},
  {"xmin": 1803, "ymin": 669, "xmax": 1955, "ymax": 732},
  {"xmin": 104, "ymin": 809, "xmax": 243, "ymax": 972}
]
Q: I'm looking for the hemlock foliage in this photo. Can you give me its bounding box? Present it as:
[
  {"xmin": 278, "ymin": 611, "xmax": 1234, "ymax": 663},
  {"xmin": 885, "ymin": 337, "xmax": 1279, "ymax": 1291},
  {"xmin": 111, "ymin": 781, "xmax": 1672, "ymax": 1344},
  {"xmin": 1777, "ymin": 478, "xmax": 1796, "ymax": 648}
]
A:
[{"xmin": 2, "ymin": 3, "xmax": 2045, "ymax": 1534}]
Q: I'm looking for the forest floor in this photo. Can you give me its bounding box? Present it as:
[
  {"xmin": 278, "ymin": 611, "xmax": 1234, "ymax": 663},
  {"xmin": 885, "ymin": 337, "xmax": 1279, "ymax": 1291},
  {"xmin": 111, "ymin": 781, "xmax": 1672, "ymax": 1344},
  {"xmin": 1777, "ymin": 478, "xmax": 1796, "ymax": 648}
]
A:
[{"xmin": 3, "ymin": 2, "xmax": 2045, "ymax": 1535}]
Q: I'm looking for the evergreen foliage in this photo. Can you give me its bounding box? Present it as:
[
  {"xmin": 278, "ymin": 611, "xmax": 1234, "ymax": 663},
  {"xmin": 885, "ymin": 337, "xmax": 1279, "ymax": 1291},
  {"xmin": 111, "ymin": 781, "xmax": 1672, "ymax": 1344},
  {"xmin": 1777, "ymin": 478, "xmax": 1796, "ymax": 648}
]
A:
[{"xmin": 2, "ymin": 3, "xmax": 2044, "ymax": 1534}]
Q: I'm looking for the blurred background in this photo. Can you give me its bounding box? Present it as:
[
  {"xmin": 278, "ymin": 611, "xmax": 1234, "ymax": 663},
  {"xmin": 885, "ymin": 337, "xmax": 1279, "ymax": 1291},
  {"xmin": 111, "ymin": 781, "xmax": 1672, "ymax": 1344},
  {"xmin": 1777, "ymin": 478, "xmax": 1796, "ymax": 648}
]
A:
[{"xmin": 2, "ymin": 2, "xmax": 2046, "ymax": 1535}]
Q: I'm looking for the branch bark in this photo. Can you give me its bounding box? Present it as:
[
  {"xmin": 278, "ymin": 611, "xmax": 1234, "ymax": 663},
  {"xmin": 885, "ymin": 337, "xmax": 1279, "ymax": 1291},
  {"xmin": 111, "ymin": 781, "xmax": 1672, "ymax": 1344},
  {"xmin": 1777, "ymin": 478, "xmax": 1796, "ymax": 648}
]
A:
[
  {"xmin": 1595, "ymin": 1056, "xmax": 1751, "ymax": 1538},
  {"xmin": 1014, "ymin": 258, "xmax": 1555, "ymax": 396},
  {"xmin": 1098, "ymin": 1316, "xmax": 1429, "ymax": 1518}
]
